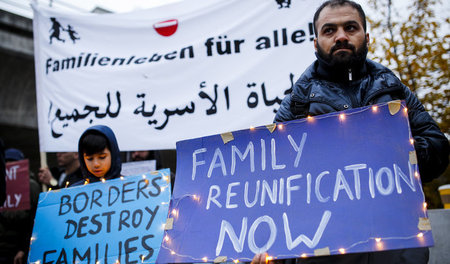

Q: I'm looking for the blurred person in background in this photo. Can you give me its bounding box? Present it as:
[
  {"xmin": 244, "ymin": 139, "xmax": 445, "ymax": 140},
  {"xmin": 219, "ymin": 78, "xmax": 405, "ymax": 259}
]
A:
[
  {"xmin": 0, "ymin": 148, "xmax": 40, "ymax": 264},
  {"xmin": 38, "ymin": 152, "xmax": 83, "ymax": 189}
]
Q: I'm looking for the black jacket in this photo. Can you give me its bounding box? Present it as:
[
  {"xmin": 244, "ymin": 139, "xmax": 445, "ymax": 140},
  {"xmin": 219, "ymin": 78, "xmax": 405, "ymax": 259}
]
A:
[{"xmin": 275, "ymin": 58, "xmax": 449, "ymax": 183}]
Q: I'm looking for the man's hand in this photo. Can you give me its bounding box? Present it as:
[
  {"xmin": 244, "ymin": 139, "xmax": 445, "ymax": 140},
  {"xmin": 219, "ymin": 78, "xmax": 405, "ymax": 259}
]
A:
[
  {"xmin": 14, "ymin": 250, "xmax": 25, "ymax": 264},
  {"xmin": 251, "ymin": 253, "xmax": 268, "ymax": 264},
  {"xmin": 38, "ymin": 167, "xmax": 56, "ymax": 186}
]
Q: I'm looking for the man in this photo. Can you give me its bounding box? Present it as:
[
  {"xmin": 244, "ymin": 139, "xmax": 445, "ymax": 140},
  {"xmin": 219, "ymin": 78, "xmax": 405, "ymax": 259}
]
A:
[
  {"xmin": 253, "ymin": 0, "xmax": 449, "ymax": 263},
  {"xmin": 38, "ymin": 152, "xmax": 83, "ymax": 188},
  {"xmin": 131, "ymin": 150, "xmax": 164, "ymax": 168}
]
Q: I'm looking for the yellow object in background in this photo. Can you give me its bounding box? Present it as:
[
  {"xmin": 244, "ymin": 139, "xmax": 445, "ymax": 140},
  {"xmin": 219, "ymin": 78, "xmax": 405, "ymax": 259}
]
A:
[{"xmin": 438, "ymin": 184, "xmax": 450, "ymax": 209}]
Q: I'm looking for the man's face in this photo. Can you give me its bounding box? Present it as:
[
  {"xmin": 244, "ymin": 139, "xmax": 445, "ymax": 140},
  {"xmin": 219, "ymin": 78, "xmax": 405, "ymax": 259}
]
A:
[
  {"xmin": 83, "ymin": 148, "xmax": 112, "ymax": 178},
  {"xmin": 131, "ymin": 151, "xmax": 150, "ymax": 161},
  {"xmin": 314, "ymin": 5, "xmax": 369, "ymax": 68},
  {"xmin": 56, "ymin": 152, "xmax": 78, "ymax": 167}
]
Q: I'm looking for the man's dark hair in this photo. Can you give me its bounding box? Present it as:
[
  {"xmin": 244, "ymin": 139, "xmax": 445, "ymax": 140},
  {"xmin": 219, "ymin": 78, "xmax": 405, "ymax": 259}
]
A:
[
  {"xmin": 313, "ymin": 0, "xmax": 367, "ymax": 37},
  {"xmin": 80, "ymin": 132, "xmax": 110, "ymax": 156}
]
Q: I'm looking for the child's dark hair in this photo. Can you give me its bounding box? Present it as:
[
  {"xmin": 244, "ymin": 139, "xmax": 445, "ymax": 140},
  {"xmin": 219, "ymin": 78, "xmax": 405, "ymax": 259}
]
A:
[{"xmin": 80, "ymin": 132, "xmax": 110, "ymax": 155}]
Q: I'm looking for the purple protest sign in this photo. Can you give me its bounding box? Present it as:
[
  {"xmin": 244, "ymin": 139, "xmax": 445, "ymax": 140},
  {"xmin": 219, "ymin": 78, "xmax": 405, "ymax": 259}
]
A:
[
  {"xmin": 1, "ymin": 159, "xmax": 30, "ymax": 211},
  {"xmin": 157, "ymin": 101, "xmax": 432, "ymax": 263}
]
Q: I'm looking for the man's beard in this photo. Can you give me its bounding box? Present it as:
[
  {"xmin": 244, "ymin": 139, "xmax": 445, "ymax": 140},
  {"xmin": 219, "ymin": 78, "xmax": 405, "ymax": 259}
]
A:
[{"xmin": 316, "ymin": 39, "xmax": 368, "ymax": 69}]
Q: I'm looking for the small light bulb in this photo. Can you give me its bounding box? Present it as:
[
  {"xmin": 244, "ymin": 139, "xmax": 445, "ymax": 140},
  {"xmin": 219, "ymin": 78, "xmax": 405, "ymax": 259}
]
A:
[
  {"xmin": 65, "ymin": 181, "xmax": 69, "ymax": 187},
  {"xmin": 278, "ymin": 124, "xmax": 284, "ymax": 130},
  {"xmin": 404, "ymin": 107, "xmax": 408, "ymax": 113},
  {"xmin": 266, "ymin": 256, "xmax": 273, "ymax": 262},
  {"xmin": 301, "ymin": 253, "xmax": 307, "ymax": 258},
  {"xmin": 415, "ymin": 171, "xmax": 419, "ymax": 178},
  {"xmin": 233, "ymin": 260, "xmax": 240, "ymax": 263},
  {"xmin": 250, "ymin": 126, "xmax": 255, "ymax": 130},
  {"xmin": 307, "ymin": 115, "xmax": 313, "ymax": 121},
  {"xmin": 417, "ymin": 232, "xmax": 424, "ymax": 238},
  {"xmin": 164, "ymin": 235, "xmax": 170, "ymax": 242},
  {"xmin": 202, "ymin": 257, "xmax": 208, "ymax": 262},
  {"xmin": 141, "ymin": 256, "xmax": 145, "ymax": 263},
  {"xmin": 423, "ymin": 202, "xmax": 427, "ymax": 209},
  {"xmin": 170, "ymin": 250, "xmax": 176, "ymax": 255},
  {"xmin": 142, "ymin": 174, "xmax": 147, "ymax": 179},
  {"xmin": 339, "ymin": 248, "xmax": 346, "ymax": 254},
  {"xmin": 375, "ymin": 238, "xmax": 381, "ymax": 243},
  {"xmin": 372, "ymin": 106, "xmax": 378, "ymax": 112},
  {"xmin": 101, "ymin": 178, "xmax": 106, "ymax": 183},
  {"xmin": 120, "ymin": 176, "xmax": 124, "ymax": 180},
  {"xmin": 48, "ymin": 187, "xmax": 52, "ymax": 192},
  {"xmin": 163, "ymin": 176, "xmax": 170, "ymax": 182},
  {"xmin": 339, "ymin": 113, "xmax": 346, "ymax": 121},
  {"xmin": 410, "ymin": 138, "xmax": 414, "ymax": 145},
  {"xmin": 172, "ymin": 209, "xmax": 178, "ymax": 217}
]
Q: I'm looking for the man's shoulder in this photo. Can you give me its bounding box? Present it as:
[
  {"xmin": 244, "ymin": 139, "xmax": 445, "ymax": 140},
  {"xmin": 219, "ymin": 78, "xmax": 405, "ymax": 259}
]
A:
[
  {"xmin": 293, "ymin": 61, "xmax": 321, "ymax": 93},
  {"xmin": 298, "ymin": 60, "xmax": 319, "ymax": 82},
  {"xmin": 365, "ymin": 59, "xmax": 406, "ymax": 89}
]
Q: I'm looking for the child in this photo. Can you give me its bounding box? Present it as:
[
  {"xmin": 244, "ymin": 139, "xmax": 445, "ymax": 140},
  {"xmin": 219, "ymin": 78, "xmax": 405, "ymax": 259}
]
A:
[{"xmin": 77, "ymin": 125, "xmax": 122, "ymax": 184}]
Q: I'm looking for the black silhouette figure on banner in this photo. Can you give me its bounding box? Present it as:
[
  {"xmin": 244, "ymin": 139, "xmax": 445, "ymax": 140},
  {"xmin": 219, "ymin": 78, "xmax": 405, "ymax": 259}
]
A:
[
  {"xmin": 275, "ymin": 0, "xmax": 291, "ymax": 9},
  {"xmin": 49, "ymin": 17, "xmax": 65, "ymax": 44},
  {"xmin": 65, "ymin": 25, "xmax": 80, "ymax": 44}
]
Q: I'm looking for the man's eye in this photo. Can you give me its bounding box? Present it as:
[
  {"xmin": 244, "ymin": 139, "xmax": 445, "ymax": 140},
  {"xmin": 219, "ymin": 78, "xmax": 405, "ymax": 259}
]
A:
[
  {"xmin": 346, "ymin": 25, "xmax": 356, "ymax": 31},
  {"xmin": 323, "ymin": 28, "xmax": 334, "ymax": 34}
]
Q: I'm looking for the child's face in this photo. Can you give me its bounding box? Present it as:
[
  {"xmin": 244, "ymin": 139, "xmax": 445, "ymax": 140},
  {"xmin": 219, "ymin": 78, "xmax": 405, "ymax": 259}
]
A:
[{"xmin": 83, "ymin": 148, "xmax": 112, "ymax": 178}]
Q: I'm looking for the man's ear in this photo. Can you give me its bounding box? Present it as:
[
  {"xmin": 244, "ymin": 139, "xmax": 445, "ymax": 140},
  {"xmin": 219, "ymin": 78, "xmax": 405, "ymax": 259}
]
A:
[
  {"xmin": 314, "ymin": 38, "xmax": 318, "ymax": 52},
  {"xmin": 366, "ymin": 33, "xmax": 370, "ymax": 48}
]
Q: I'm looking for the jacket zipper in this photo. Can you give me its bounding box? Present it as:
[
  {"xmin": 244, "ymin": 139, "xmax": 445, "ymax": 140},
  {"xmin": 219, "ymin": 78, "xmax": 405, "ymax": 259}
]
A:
[{"xmin": 346, "ymin": 68, "xmax": 359, "ymax": 107}]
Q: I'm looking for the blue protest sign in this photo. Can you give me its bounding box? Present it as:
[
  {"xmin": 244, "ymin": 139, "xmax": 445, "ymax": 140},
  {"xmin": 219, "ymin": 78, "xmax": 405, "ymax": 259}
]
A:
[
  {"xmin": 29, "ymin": 169, "xmax": 171, "ymax": 264},
  {"xmin": 157, "ymin": 101, "xmax": 432, "ymax": 263}
]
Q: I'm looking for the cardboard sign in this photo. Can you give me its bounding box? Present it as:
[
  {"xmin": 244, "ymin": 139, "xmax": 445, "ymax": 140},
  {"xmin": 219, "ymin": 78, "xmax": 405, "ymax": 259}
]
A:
[
  {"xmin": 28, "ymin": 169, "xmax": 171, "ymax": 264},
  {"xmin": 0, "ymin": 159, "xmax": 30, "ymax": 211},
  {"xmin": 157, "ymin": 101, "xmax": 432, "ymax": 263}
]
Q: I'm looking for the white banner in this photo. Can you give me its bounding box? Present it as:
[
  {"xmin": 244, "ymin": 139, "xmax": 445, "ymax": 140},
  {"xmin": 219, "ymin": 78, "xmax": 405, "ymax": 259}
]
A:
[{"xmin": 32, "ymin": 0, "xmax": 319, "ymax": 151}]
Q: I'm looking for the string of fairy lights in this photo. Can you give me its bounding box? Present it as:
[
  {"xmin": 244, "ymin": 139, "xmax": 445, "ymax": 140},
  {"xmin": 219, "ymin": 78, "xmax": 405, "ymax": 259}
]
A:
[{"xmin": 32, "ymin": 101, "xmax": 430, "ymax": 263}]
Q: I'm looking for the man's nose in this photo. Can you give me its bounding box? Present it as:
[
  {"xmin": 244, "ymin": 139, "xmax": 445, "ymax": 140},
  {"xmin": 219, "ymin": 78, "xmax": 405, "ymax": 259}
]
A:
[{"xmin": 335, "ymin": 28, "xmax": 349, "ymax": 43}]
